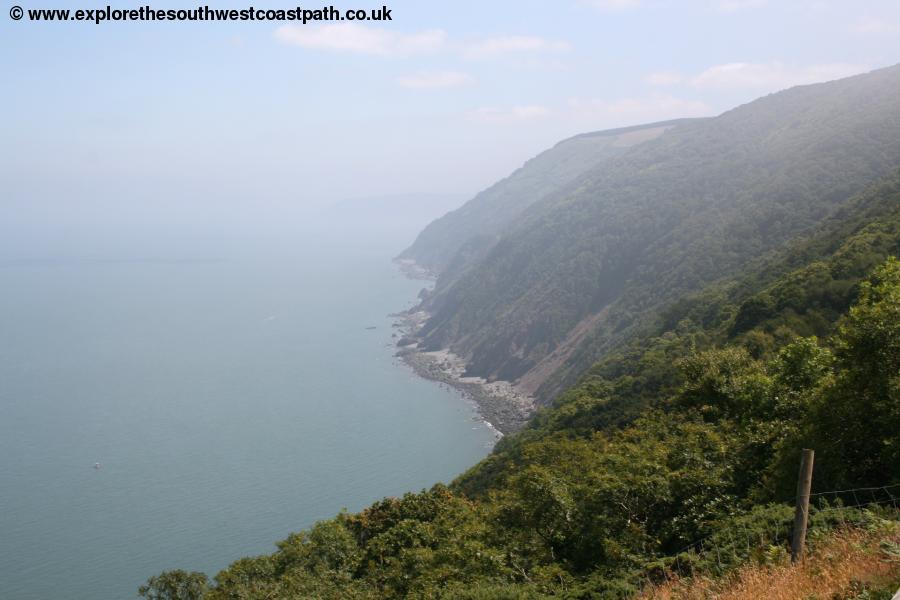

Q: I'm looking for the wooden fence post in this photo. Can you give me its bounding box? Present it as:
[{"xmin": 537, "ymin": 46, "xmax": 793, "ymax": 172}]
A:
[{"xmin": 791, "ymin": 448, "xmax": 815, "ymax": 564}]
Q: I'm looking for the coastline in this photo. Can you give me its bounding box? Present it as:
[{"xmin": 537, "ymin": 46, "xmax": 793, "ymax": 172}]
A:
[{"xmin": 390, "ymin": 260, "xmax": 535, "ymax": 435}]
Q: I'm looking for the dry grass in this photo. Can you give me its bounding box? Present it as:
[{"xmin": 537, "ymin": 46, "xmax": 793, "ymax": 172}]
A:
[{"xmin": 641, "ymin": 526, "xmax": 900, "ymax": 600}]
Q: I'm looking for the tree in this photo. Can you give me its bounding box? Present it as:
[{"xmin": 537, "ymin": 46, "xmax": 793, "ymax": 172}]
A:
[
  {"xmin": 801, "ymin": 257, "xmax": 900, "ymax": 488},
  {"xmin": 138, "ymin": 570, "xmax": 208, "ymax": 600}
]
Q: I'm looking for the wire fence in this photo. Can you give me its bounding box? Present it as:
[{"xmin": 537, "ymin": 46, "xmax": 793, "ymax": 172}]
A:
[{"xmin": 646, "ymin": 482, "xmax": 900, "ymax": 588}]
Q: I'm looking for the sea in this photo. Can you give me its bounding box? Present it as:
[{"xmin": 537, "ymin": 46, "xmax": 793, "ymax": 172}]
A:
[{"xmin": 0, "ymin": 207, "xmax": 494, "ymax": 599}]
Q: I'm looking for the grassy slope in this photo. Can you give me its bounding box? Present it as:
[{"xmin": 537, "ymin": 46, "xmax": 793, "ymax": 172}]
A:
[{"xmin": 643, "ymin": 525, "xmax": 900, "ymax": 600}]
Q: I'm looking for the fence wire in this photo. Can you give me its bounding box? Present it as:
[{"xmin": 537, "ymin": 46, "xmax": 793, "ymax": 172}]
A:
[{"xmin": 649, "ymin": 482, "xmax": 900, "ymax": 589}]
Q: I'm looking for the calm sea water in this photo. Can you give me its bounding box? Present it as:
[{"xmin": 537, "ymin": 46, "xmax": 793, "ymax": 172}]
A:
[{"xmin": 0, "ymin": 222, "xmax": 494, "ymax": 599}]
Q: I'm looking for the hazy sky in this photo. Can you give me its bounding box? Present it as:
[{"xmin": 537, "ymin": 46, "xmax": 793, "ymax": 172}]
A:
[{"xmin": 2, "ymin": 0, "xmax": 900, "ymax": 224}]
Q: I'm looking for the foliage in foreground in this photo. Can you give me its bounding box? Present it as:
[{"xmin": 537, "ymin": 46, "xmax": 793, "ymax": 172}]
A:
[{"xmin": 641, "ymin": 519, "xmax": 900, "ymax": 600}]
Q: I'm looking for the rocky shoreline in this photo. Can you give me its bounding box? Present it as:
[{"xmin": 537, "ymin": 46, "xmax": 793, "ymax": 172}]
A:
[{"xmin": 391, "ymin": 308, "xmax": 535, "ymax": 435}]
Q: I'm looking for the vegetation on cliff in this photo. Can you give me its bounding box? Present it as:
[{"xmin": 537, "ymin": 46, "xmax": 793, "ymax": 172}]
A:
[
  {"xmin": 144, "ymin": 168, "xmax": 900, "ymax": 597},
  {"xmin": 408, "ymin": 65, "xmax": 900, "ymax": 404}
]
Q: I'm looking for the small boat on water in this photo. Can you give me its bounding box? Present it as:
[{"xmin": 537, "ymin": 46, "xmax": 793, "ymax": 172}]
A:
[{"xmin": 93, "ymin": 462, "xmax": 101, "ymax": 470}]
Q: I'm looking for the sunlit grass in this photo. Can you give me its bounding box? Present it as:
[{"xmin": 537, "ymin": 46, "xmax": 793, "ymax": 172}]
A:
[{"xmin": 642, "ymin": 525, "xmax": 900, "ymax": 600}]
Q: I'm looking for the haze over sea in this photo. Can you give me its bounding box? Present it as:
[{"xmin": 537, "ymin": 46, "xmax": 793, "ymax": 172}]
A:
[{"xmin": 0, "ymin": 203, "xmax": 493, "ymax": 600}]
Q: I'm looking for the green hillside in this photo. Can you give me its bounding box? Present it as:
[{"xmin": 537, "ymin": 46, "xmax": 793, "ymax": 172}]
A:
[
  {"xmin": 398, "ymin": 119, "xmax": 698, "ymax": 279},
  {"xmin": 413, "ymin": 64, "xmax": 900, "ymax": 404},
  {"xmin": 143, "ymin": 155, "xmax": 900, "ymax": 600},
  {"xmin": 456, "ymin": 169, "xmax": 900, "ymax": 497}
]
